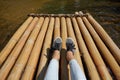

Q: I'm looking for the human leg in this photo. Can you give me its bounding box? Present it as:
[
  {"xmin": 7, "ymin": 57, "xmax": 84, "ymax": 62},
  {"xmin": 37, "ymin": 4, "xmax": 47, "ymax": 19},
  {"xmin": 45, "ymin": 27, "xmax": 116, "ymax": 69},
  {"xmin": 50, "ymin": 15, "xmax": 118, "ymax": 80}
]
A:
[
  {"xmin": 44, "ymin": 37, "xmax": 62, "ymax": 80},
  {"xmin": 66, "ymin": 38, "xmax": 87, "ymax": 80},
  {"xmin": 67, "ymin": 51, "xmax": 86, "ymax": 80},
  {"xmin": 44, "ymin": 50, "xmax": 60, "ymax": 80}
]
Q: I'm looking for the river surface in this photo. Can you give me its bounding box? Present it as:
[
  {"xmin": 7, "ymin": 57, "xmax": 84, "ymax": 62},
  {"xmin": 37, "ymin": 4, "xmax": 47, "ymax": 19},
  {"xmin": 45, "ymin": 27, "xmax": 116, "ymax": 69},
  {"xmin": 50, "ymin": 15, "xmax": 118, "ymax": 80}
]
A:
[{"xmin": 0, "ymin": 0, "xmax": 120, "ymax": 51}]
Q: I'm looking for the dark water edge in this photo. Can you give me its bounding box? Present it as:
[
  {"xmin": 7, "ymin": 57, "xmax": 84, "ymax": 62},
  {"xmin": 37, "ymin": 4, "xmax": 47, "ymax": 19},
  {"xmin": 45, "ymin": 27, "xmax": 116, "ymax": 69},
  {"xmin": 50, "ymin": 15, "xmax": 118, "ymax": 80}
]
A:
[{"xmin": 0, "ymin": 0, "xmax": 120, "ymax": 51}]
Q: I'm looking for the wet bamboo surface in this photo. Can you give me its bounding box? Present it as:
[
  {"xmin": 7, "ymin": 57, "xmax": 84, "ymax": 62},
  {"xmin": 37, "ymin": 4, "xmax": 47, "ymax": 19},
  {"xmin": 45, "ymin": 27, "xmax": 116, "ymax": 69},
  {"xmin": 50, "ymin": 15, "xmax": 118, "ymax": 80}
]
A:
[{"xmin": 0, "ymin": 12, "xmax": 120, "ymax": 80}]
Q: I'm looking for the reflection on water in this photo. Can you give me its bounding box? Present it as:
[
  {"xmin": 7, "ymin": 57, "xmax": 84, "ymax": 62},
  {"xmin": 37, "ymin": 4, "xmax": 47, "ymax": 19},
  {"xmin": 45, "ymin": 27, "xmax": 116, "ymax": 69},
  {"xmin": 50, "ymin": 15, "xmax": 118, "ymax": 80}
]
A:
[{"xmin": 0, "ymin": 0, "xmax": 120, "ymax": 50}]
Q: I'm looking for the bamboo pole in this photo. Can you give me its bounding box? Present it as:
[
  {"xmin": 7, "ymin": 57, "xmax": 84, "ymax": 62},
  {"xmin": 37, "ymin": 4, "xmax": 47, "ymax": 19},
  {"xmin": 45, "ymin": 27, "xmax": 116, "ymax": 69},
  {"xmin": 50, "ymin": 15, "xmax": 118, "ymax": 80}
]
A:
[
  {"xmin": 54, "ymin": 17, "xmax": 69, "ymax": 80},
  {"xmin": 54, "ymin": 17, "xmax": 60, "ymax": 39},
  {"xmin": 66, "ymin": 17, "xmax": 84, "ymax": 72},
  {"xmin": 66, "ymin": 17, "xmax": 86, "ymax": 80},
  {"xmin": 7, "ymin": 17, "xmax": 44, "ymax": 80},
  {"xmin": 81, "ymin": 13, "xmax": 120, "ymax": 79},
  {"xmin": 76, "ymin": 17, "xmax": 113, "ymax": 80},
  {"xmin": 28, "ymin": 13, "xmax": 87, "ymax": 17},
  {"xmin": 0, "ymin": 17, "xmax": 38, "ymax": 80},
  {"xmin": 87, "ymin": 13, "xmax": 120, "ymax": 64},
  {"xmin": 36, "ymin": 17, "xmax": 54, "ymax": 80},
  {"xmin": 0, "ymin": 17, "xmax": 33, "ymax": 66},
  {"xmin": 21, "ymin": 17, "xmax": 49, "ymax": 80},
  {"xmin": 71, "ymin": 17, "xmax": 100, "ymax": 80},
  {"xmin": 60, "ymin": 17, "xmax": 69, "ymax": 80},
  {"xmin": 61, "ymin": 17, "xmax": 67, "ymax": 50}
]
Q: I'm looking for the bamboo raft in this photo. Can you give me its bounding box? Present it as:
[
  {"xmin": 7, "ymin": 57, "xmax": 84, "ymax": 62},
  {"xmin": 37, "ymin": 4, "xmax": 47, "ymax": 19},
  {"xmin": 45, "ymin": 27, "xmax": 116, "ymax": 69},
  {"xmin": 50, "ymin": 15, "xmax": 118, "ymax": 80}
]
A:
[{"xmin": 0, "ymin": 11, "xmax": 120, "ymax": 80}]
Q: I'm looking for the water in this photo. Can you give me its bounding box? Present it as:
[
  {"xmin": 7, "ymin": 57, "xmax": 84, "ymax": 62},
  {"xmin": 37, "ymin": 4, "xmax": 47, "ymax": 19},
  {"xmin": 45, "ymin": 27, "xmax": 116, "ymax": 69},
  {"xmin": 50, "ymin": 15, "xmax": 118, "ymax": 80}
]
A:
[{"xmin": 0, "ymin": 0, "xmax": 120, "ymax": 51}]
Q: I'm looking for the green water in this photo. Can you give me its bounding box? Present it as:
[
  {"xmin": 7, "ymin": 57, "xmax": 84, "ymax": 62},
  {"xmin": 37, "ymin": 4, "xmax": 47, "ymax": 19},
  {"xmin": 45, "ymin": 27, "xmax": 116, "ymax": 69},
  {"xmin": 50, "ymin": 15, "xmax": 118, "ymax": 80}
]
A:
[{"xmin": 0, "ymin": 0, "xmax": 120, "ymax": 51}]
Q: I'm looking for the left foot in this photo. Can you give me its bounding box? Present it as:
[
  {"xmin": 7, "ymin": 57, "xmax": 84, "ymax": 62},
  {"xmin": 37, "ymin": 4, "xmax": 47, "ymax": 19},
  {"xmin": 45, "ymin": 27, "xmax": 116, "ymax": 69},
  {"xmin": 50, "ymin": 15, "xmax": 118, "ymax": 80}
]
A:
[{"xmin": 52, "ymin": 37, "xmax": 62, "ymax": 51}]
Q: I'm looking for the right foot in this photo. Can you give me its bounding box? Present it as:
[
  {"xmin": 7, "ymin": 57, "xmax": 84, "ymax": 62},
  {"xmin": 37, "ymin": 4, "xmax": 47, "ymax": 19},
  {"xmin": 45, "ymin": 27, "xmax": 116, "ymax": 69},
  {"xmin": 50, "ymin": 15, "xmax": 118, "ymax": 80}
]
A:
[{"xmin": 66, "ymin": 37, "xmax": 76, "ymax": 54}]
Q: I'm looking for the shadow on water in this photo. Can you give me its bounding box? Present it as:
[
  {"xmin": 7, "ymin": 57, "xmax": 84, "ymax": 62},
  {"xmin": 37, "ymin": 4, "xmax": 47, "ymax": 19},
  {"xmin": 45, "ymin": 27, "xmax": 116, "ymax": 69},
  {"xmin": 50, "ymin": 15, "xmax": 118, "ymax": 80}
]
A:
[{"xmin": 0, "ymin": 0, "xmax": 120, "ymax": 51}]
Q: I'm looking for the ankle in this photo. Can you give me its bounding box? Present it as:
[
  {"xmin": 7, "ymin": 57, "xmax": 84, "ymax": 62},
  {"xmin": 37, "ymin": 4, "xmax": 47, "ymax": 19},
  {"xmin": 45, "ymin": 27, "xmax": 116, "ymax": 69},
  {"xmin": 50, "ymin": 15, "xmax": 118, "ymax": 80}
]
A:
[
  {"xmin": 52, "ymin": 50, "xmax": 60, "ymax": 60},
  {"xmin": 66, "ymin": 51, "xmax": 74, "ymax": 62}
]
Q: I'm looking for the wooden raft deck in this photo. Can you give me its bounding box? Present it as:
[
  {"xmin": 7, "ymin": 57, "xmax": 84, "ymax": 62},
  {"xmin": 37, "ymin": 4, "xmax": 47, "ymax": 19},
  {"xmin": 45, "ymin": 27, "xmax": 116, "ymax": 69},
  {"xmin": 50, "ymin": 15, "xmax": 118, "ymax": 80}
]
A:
[{"xmin": 0, "ymin": 11, "xmax": 120, "ymax": 80}]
